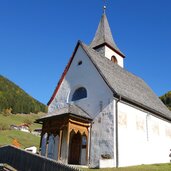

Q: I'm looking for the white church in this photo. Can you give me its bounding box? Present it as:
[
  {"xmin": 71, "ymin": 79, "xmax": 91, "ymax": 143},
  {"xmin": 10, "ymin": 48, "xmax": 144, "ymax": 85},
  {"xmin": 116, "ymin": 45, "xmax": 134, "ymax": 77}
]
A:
[{"xmin": 36, "ymin": 9, "xmax": 171, "ymax": 168}]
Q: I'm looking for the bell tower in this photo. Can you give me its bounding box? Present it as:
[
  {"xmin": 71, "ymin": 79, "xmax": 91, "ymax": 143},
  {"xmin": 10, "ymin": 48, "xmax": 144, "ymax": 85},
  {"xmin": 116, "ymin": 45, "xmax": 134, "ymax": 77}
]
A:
[{"xmin": 90, "ymin": 6, "xmax": 125, "ymax": 67}]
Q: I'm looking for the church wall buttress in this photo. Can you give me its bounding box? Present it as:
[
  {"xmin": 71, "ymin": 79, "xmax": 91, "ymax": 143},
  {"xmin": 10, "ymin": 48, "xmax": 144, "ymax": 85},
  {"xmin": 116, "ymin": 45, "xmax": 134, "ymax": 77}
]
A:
[{"xmin": 90, "ymin": 101, "xmax": 115, "ymax": 168}]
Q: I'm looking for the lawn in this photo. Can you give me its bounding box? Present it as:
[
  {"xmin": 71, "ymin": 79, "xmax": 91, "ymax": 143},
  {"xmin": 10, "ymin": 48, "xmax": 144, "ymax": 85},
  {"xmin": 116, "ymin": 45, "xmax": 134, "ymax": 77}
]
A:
[
  {"xmin": 0, "ymin": 130, "xmax": 40, "ymax": 148},
  {"xmin": 81, "ymin": 163, "xmax": 171, "ymax": 171}
]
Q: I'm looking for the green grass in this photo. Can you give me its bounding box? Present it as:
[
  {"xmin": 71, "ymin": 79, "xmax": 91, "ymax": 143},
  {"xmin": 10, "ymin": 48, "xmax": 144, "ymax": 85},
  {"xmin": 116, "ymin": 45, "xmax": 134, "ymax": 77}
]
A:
[
  {"xmin": 0, "ymin": 130, "xmax": 40, "ymax": 149},
  {"xmin": 0, "ymin": 113, "xmax": 45, "ymax": 149},
  {"xmin": 81, "ymin": 163, "xmax": 171, "ymax": 171}
]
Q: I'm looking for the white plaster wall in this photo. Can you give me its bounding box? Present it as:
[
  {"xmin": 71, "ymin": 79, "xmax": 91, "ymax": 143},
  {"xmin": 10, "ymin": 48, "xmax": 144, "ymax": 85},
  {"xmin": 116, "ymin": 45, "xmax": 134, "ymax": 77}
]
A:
[
  {"xmin": 117, "ymin": 102, "xmax": 171, "ymax": 167},
  {"xmin": 49, "ymin": 45, "xmax": 113, "ymax": 118},
  {"xmin": 105, "ymin": 46, "xmax": 124, "ymax": 68}
]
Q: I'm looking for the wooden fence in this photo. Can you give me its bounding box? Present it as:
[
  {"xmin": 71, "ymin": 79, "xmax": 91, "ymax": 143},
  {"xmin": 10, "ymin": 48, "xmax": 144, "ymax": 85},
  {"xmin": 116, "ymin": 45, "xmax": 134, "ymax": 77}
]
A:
[{"xmin": 0, "ymin": 145, "xmax": 81, "ymax": 171}]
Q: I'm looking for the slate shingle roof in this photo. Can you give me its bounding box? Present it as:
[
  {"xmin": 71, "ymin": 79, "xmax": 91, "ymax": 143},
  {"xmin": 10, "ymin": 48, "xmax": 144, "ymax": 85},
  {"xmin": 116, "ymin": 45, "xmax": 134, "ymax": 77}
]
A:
[
  {"xmin": 90, "ymin": 13, "xmax": 124, "ymax": 57},
  {"xmin": 80, "ymin": 42, "xmax": 171, "ymax": 120},
  {"xmin": 37, "ymin": 104, "xmax": 92, "ymax": 122}
]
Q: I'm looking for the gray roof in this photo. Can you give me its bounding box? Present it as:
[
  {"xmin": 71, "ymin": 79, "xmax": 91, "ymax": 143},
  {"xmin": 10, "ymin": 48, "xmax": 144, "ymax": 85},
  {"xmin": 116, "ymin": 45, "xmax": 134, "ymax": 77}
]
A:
[
  {"xmin": 37, "ymin": 104, "xmax": 92, "ymax": 121},
  {"xmin": 80, "ymin": 42, "xmax": 171, "ymax": 120},
  {"xmin": 90, "ymin": 13, "xmax": 124, "ymax": 57}
]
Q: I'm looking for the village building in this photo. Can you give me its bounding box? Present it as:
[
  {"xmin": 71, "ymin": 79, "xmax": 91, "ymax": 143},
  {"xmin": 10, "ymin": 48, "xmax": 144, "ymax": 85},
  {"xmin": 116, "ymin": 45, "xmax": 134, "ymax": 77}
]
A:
[
  {"xmin": 10, "ymin": 124, "xmax": 30, "ymax": 133},
  {"xmin": 36, "ymin": 8, "xmax": 171, "ymax": 168}
]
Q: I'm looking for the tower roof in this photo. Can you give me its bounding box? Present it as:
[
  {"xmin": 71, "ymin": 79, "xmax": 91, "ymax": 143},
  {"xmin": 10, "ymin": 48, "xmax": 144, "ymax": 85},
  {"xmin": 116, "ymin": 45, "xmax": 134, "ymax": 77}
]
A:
[{"xmin": 90, "ymin": 13, "xmax": 124, "ymax": 57}]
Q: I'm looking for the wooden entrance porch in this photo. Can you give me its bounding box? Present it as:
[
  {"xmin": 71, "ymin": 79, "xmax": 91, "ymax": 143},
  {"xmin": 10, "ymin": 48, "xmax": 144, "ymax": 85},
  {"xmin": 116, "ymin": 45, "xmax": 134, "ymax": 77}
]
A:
[{"xmin": 36, "ymin": 105, "xmax": 92, "ymax": 165}]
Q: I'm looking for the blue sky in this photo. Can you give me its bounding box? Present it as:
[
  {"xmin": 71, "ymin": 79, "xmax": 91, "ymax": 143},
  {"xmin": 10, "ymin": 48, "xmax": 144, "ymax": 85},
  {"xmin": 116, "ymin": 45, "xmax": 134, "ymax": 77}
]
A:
[{"xmin": 0, "ymin": 0, "xmax": 171, "ymax": 105}]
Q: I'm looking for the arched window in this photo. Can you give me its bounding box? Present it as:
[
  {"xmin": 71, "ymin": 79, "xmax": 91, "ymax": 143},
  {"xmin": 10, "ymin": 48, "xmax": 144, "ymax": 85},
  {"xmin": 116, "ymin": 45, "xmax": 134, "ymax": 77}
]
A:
[
  {"xmin": 111, "ymin": 56, "xmax": 118, "ymax": 64},
  {"xmin": 71, "ymin": 87, "xmax": 87, "ymax": 101}
]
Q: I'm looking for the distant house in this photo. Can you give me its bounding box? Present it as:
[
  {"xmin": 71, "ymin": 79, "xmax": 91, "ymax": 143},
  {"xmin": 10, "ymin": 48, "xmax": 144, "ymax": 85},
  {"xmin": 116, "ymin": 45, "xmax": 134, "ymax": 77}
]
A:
[
  {"xmin": 10, "ymin": 124, "xmax": 30, "ymax": 133},
  {"xmin": 10, "ymin": 125, "xmax": 19, "ymax": 130},
  {"xmin": 18, "ymin": 124, "xmax": 30, "ymax": 133},
  {"xmin": 31, "ymin": 128, "xmax": 42, "ymax": 136}
]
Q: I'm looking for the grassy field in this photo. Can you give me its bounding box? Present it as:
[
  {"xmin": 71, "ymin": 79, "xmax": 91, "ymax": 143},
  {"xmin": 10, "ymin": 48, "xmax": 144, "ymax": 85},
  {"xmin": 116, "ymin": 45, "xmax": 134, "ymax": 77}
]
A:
[
  {"xmin": 81, "ymin": 163, "xmax": 171, "ymax": 171},
  {"xmin": 0, "ymin": 113, "xmax": 45, "ymax": 149},
  {"xmin": 0, "ymin": 130, "xmax": 40, "ymax": 148}
]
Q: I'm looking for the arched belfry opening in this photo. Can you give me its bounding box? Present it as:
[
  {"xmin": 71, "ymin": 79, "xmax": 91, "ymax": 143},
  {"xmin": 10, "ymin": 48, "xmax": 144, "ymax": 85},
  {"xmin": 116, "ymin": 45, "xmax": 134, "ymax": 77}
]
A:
[{"xmin": 111, "ymin": 56, "xmax": 118, "ymax": 64}]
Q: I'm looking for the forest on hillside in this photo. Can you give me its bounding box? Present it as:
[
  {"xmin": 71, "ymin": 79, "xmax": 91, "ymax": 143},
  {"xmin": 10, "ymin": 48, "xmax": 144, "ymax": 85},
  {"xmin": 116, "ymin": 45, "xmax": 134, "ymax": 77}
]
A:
[
  {"xmin": 160, "ymin": 91, "xmax": 171, "ymax": 111},
  {"xmin": 0, "ymin": 75, "xmax": 47, "ymax": 114}
]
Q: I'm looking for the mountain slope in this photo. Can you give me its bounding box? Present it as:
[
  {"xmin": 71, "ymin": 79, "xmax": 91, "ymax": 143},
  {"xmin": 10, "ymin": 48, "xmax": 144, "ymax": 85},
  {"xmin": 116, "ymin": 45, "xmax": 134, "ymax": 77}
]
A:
[
  {"xmin": 0, "ymin": 75, "xmax": 47, "ymax": 114},
  {"xmin": 160, "ymin": 91, "xmax": 171, "ymax": 111}
]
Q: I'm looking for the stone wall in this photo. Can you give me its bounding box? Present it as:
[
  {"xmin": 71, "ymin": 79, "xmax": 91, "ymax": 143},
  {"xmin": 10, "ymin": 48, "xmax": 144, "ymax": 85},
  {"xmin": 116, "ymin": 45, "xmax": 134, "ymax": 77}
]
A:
[{"xmin": 90, "ymin": 101, "xmax": 114, "ymax": 168}]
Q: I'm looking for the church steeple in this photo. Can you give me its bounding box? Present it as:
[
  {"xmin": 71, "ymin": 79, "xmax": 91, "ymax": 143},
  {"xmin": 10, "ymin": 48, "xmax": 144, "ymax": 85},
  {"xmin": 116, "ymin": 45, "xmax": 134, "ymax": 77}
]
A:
[{"xmin": 90, "ymin": 12, "xmax": 125, "ymax": 67}]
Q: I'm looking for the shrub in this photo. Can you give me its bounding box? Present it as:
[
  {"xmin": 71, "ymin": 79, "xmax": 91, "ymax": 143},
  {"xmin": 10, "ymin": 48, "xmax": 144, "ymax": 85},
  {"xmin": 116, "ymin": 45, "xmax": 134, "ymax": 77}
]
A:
[
  {"xmin": 2, "ymin": 108, "xmax": 12, "ymax": 116},
  {"xmin": 0, "ymin": 123, "xmax": 9, "ymax": 130}
]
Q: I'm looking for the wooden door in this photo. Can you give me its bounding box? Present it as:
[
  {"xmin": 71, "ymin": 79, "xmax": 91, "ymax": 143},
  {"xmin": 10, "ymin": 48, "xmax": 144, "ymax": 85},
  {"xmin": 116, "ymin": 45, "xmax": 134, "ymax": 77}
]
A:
[{"xmin": 68, "ymin": 132, "xmax": 81, "ymax": 164}]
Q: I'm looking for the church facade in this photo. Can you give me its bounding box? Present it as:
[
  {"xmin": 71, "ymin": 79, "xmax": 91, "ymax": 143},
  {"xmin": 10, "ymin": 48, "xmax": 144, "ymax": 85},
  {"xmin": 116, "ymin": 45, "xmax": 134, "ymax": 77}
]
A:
[{"xmin": 36, "ymin": 11, "xmax": 171, "ymax": 168}]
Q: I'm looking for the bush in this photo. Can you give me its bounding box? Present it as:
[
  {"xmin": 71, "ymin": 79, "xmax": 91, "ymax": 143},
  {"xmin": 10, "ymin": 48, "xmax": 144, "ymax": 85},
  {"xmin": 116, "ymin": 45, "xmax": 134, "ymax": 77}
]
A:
[
  {"xmin": 2, "ymin": 108, "xmax": 12, "ymax": 116},
  {"xmin": 0, "ymin": 123, "xmax": 9, "ymax": 130}
]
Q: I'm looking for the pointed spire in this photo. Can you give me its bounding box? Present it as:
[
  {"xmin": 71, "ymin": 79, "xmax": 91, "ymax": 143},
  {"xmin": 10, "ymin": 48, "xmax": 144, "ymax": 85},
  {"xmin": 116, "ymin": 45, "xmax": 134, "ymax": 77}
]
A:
[{"xmin": 90, "ymin": 13, "xmax": 124, "ymax": 57}]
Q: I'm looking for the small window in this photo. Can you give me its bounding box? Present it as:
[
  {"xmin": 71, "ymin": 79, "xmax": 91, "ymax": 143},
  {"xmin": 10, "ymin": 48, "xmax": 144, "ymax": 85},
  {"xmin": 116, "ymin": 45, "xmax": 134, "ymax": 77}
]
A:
[
  {"xmin": 78, "ymin": 60, "xmax": 82, "ymax": 66},
  {"xmin": 71, "ymin": 87, "xmax": 87, "ymax": 101},
  {"xmin": 111, "ymin": 56, "xmax": 118, "ymax": 64}
]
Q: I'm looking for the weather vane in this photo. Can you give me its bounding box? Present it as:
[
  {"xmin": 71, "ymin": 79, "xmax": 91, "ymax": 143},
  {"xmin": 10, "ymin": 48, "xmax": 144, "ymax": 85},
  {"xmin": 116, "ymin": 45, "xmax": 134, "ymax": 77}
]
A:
[{"xmin": 103, "ymin": 0, "xmax": 107, "ymax": 13}]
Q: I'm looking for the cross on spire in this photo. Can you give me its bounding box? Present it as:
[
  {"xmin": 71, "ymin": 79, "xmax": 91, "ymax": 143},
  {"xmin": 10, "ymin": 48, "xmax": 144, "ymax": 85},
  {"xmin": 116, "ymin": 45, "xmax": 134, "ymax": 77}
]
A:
[{"xmin": 103, "ymin": 0, "xmax": 106, "ymax": 13}]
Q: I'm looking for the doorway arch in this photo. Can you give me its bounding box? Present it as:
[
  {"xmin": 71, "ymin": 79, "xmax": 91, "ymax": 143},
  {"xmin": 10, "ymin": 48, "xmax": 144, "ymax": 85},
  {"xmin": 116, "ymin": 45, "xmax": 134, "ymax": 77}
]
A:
[{"xmin": 68, "ymin": 131, "xmax": 82, "ymax": 164}]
